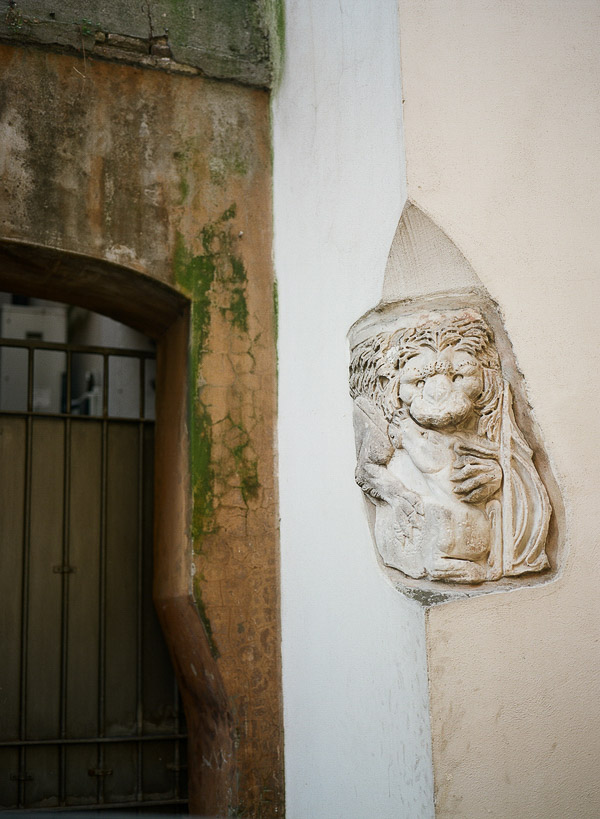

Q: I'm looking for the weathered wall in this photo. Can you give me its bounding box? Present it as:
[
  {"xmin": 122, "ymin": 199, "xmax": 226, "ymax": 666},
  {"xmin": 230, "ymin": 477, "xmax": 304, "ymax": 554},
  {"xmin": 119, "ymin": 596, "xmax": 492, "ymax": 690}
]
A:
[
  {"xmin": 397, "ymin": 0, "xmax": 600, "ymax": 815},
  {"xmin": 0, "ymin": 43, "xmax": 282, "ymax": 817},
  {"xmin": 272, "ymin": 1, "xmax": 434, "ymax": 817},
  {"xmin": 0, "ymin": 0, "xmax": 284, "ymax": 87},
  {"xmin": 0, "ymin": 45, "xmax": 269, "ymax": 282}
]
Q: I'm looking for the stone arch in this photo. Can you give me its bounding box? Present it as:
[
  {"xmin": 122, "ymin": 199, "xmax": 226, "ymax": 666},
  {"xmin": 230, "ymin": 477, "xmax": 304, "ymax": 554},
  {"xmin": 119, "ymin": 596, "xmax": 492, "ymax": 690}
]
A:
[{"xmin": 0, "ymin": 239, "xmax": 185, "ymax": 337}]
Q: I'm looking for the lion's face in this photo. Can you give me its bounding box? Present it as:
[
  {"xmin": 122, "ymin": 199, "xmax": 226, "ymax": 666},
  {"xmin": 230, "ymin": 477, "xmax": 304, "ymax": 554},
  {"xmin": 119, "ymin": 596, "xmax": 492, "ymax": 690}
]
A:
[{"xmin": 398, "ymin": 345, "xmax": 483, "ymax": 429}]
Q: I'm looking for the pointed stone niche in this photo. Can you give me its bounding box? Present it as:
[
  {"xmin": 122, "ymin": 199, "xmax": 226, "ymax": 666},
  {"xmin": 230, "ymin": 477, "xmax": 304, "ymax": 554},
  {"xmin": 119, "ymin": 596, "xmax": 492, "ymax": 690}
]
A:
[{"xmin": 349, "ymin": 202, "xmax": 563, "ymax": 604}]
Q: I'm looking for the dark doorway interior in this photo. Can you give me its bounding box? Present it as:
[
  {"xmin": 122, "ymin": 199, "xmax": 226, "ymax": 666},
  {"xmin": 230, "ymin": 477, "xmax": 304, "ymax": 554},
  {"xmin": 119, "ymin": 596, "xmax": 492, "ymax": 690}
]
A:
[{"xmin": 0, "ymin": 295, "xmax": 187, "ymax": 812}]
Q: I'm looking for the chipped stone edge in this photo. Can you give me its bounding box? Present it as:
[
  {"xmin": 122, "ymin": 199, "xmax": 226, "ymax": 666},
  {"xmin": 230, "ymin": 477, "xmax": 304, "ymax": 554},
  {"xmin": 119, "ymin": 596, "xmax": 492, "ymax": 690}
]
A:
[{"xmin": 0, "ymin": 26, "xmax": 272, "ymax": 87}]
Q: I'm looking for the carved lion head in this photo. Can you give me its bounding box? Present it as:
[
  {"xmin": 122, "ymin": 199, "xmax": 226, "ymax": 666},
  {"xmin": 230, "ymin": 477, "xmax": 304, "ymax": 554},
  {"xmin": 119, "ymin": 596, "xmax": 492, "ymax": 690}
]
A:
[{"xmin": 350, "ymin": 309, "xmax": 503, "ymax": 439}]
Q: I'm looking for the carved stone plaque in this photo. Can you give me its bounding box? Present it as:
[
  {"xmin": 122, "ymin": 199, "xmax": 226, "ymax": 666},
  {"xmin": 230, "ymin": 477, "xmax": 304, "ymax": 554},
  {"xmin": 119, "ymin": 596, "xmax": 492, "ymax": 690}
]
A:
[
  {"xmin": 349, "ymin": 305, "xmax": 551, "ymax": 584},
  {"xmin": 348, "ymin": 202, "xmax": 562, "ymax": 592}
]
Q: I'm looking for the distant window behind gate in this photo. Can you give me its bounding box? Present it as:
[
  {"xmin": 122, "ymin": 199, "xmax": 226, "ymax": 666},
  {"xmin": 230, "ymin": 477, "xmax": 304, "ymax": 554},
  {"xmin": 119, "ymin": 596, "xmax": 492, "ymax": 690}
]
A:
[{"xmin": 0, "ymin": 301, "xmax": 187, "ymax": 812}]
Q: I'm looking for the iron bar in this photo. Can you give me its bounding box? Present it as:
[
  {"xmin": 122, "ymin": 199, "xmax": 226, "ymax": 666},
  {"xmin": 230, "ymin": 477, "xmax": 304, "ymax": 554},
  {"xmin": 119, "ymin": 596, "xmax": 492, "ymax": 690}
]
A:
[
  {"xmin": 26, "ymin": 346, "xmax": 34, "ymax": 414},
  {"xmin": 173, "ymin": 682, "xmax": 181, "ymax": 800},
  {"xmin": 139, "ymin": 355, "xmax": 146, "ymax": 420},
  {"xmin": 17, "ymin": 347, "xmax": 35, "ymax": 808},
  {"xmin": 5, "ymin": 797, "xmax": 189, "ymax": 812},
  {"xmin": 58, "ymin": 349, "xmax": 72, "ymax": 806},
  {"xmin": 96, "ymin": 352, "xmax": 109, "ymax": 806},
  {"xmin": 0, "ymin": 734, "xmax": 187, "ymax": 748},
  {"xmin": 0, "ymin": 337, "xmax": 155, "ymax": 359},
  {"xmin": 135, "ymin": 356, "xmax": 145, "ymax": 801},
  {"xmin": 0, "ymin": 408, "xmax": 153, "ymax": 423}
]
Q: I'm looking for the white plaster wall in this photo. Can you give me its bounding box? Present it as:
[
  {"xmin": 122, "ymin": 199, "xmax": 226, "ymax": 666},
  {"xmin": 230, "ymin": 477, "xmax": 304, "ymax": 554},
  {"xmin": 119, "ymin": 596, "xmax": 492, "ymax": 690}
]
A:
[
  {"xmin": 272, "ymin": 1, "xmax": 434, "ymax": 817},
  {"xmin": 397, "ymin": 1, "xmax": 600, "ymax": 815}
]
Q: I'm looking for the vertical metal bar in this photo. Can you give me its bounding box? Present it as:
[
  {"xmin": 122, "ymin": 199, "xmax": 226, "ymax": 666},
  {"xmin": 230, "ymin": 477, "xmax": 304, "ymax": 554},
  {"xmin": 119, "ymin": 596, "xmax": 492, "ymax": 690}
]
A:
[
  {"xmin": 17, "ymin": 347, "xmax": 35, "ymax": 807},
  {"xmin": 27, "ymin": 346, "xmax": 34, "ymax": 414},
  {"xmin": 58, "ymin": 350, "xmax": 72, "ymax": 805},
  {"xmin": 172, "ymin": 447, "xmax": 183, "ymax": 804},
  {"xmin": 96, "ymin": 353, "xmax": 109, "ymax": 805},
  {"xmin": 135, "ymin": 357, "xmax": 145, "ymax": 801},
  {"xmin": 140, "ymin": 356, "xmax": 146, "ymax": 420},
  {"xmin": 173, "ymin": 681, "xmax": 180, "ymax": 800}
]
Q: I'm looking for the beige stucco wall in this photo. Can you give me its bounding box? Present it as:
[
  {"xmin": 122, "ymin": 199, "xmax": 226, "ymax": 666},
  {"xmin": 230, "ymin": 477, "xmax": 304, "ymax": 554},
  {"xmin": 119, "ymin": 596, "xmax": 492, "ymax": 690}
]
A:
[{"xmin": 397, "ymin": 1, "xmax": 600, "ymax": 815}]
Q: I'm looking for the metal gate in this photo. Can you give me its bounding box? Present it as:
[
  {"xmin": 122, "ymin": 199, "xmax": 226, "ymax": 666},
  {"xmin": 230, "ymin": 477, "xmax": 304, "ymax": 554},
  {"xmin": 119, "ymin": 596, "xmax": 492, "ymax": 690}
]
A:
[{"xmin": 0, "ymin": 336, "xmax": 187, "ymax": 811}]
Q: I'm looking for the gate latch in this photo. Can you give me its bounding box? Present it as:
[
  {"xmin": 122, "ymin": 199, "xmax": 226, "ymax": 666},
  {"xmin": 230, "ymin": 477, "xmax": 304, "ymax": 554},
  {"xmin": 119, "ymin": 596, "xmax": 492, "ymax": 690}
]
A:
[{"xmin": 88, "ymin": 768, "xmax": 113, "ymax": 777}]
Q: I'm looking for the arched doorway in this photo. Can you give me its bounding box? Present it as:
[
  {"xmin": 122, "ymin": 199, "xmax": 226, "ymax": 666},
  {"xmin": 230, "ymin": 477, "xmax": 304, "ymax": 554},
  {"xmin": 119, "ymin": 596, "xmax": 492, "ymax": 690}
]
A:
[{"xmin": 0, "ymin": 246, "xmax": 198, "ymax": 811}]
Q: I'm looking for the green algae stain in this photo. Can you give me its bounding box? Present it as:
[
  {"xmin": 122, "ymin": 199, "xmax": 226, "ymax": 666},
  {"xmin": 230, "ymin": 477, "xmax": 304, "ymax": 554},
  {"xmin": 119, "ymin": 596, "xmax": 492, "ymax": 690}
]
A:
[
  {"xmin": 269, "ymin": 0, "xmax": 285, "ymax": 89},
  {"xmin": 173, "ymin": 205, "xmax": 259, "ymax": 637},
  {"xmin": 235, "ymin": 447, "xmax": 260, "ymax": 505},
  {"xmin": 174, "ymin": 231, "xmax": 210, "ymax": 297},
  {"xmin": 217, "ymin": 243, "xmax": 249, "ymax": 333},
  {"xmin": 221, "ymin": 203, "xmax": 237, "ymax": 222},
  {"xmin": 193, "ymin": 574, "xmax": 220, "ymax": 659},
  {"xmin": 230, "ymin": 255, "xmax": 245, "ymax": 282},
  {"xmin": 173, "ymin": 148, "xmax": 192, "ymax": 206},
  {"xmin": 229, "ymin": 256, "xmax": 249, "ymax": 330},
  {"xmin": 228, "ymin": 421, "xmax": 260, "ymax": 506},
  {"xmin": 179, "ymin": 176, "xmax": 189, "ymax": 204},
  {"xmin": 173, "ymin": 231, "xmax": 218, "ymax": 544},
  {"xmin": 209, "ymin": 150, "xmax": 249, "ymax": 187},
  {"xmin": 272, "ymin": 277, "xmax": 278, "ymax": 368},
  {"xmin": 190, "ymin": 401, "xmax": 216, "ymax": 542},
  {"xmin": 172, "ymin": 205, "xmax": 253, "ymax": 536},
  {"xmin": 229, "ymin": 286, "xmax": 248, "ymax": 333}
]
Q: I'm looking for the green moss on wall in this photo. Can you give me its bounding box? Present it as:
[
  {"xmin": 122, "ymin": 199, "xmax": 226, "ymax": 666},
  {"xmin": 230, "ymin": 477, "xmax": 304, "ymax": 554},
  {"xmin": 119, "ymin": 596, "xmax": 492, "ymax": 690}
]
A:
[
  {"xmin": 193, "ymin": 574, "xmax": 220, "ymax": 659},
  {"xmin": 262, "ymin": 0, "xmax": 285, "ymax": 88},
  {"xmin": 173, "ymin": 204, "xmax": 262, "ymax": 643},
  {"xmin": 272, "ymin": 277, "xmax": 278, "ymax": 349},
  {"xmin": 173, "ymin": 231, "xmax": 217, "ymax": 548},
  {"xmin": 226, "ymin": 418, "xmax": 260, "ymax": 506},
  {"xmin": 178, "ymin": 177, "xmax": 189, "ymax": 205}
]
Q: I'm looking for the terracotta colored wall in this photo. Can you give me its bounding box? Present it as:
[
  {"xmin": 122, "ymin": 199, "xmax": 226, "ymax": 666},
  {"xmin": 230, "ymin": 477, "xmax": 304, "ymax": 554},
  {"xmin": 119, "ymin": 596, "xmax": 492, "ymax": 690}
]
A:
[{"xmin": 0, "ymin": 43, "xmax": 282, "ymax": 817}]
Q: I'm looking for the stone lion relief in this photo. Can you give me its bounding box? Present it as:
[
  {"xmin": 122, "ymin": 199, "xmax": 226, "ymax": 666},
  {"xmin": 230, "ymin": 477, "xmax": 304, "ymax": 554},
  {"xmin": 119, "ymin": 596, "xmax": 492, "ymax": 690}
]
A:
[{"xmin": 349, "ymin": 307, "xmax": 551, "ymax": 584}]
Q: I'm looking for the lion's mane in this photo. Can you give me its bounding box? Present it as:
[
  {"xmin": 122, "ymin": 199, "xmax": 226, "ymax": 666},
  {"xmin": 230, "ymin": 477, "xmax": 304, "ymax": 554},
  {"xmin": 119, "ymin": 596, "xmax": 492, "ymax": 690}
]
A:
[{"xmin": 349, "ymin": 311, "xmax": 503, "ymax": 440}]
